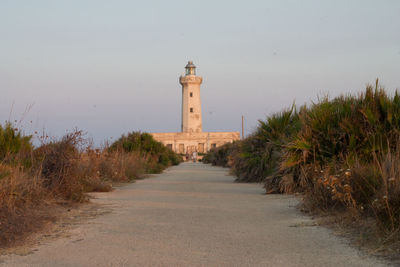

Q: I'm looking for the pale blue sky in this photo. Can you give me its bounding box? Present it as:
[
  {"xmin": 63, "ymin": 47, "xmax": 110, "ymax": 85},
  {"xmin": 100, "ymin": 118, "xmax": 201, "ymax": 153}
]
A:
[{"xmin": 1, "ymin": 0, "xmax": 399, "ymax": 144}]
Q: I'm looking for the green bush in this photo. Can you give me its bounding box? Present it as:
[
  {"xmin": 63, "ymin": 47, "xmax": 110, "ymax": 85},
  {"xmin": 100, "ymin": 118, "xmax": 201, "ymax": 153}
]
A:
[
  {"xmin": 203, "ymin": 142, "xmax": 234, "ymax": 167},
  {"xmin": 203, "ymin": 81, "xmax": 400, "ymax": 232},
  {"xmin": 204, "ymin": 106, "xmax": 300, "ymax": 185},
  {"xmin": 0, "ymin": 122, "xmax": 32, "ymax": 163},
  {"xmin": 110, "ymin": 132, "xmax": 182, "ymax": 173}
]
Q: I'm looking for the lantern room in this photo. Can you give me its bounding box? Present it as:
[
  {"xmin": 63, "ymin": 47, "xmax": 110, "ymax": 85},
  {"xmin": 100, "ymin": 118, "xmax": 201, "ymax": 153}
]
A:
[{"xmin": 185, "ymin": 61, "xmax": 196, "ymax": 75}]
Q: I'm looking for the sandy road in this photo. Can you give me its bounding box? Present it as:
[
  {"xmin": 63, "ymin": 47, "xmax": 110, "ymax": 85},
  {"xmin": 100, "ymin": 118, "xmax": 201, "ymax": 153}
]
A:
[{"xmin": 1, "ymin": 163, "xmax": 388, "ymax": 266}]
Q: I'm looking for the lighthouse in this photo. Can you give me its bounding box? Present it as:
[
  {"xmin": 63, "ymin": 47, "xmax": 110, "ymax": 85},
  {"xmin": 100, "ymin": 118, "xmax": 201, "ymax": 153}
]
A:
[
  {"xmin": 151, "ymin": 61, "xmax": 240, "ymax": 155},
  {"xmin": 180, "ymin": 61, "xmax": 203, "ymax": 133}
]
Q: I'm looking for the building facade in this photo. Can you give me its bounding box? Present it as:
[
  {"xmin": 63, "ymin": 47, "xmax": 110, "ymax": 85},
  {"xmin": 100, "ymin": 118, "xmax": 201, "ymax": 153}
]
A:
[{"xmin": 151, "ymin": 61, "xmax": 240, "ymax": 154}]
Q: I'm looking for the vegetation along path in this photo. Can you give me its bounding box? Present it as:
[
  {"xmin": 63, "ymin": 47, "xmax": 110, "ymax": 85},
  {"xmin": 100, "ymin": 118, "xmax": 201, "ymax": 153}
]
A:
[{"xmin": 1, "ymin": 163, "xmax": 388, "ymax": 266}]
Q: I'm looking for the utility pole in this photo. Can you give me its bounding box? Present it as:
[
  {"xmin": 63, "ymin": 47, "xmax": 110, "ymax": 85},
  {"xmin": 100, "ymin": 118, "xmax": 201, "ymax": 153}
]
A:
[{"xmin": 241, "ymin": 115, "xmax": 244, "ymax": 140}]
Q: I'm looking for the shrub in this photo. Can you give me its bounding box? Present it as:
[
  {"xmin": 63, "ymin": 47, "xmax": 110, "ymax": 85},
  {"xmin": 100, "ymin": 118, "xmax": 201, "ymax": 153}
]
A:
[
  {"xmin": 98, "ymin": 150, "xmax": 146, "ymax": 181},
  {"xmin": 281, "ymin": 83, "xmax": 400, "ymax": 220},
  {"xmin": 203, "ymin": 81, "xmax": 400, "ymax": 233},
  {"xmin": 0, "ymin": 122, "xmax": 32, "ymax": 164},
  {"xmin": 110, "ymin": 132, "xmax": 182, "ymax": 173},
  {"xmin": 0, "ymin": 127, "xmax": 180, "ymax": 248},
  {"xmin": 202, "ymin": 142, "xmax": 235, "ymax": 167},
  {"xmin": 232, "ymin": 106, "xmax": 300, "ymax": 184},
  {"xmin": 33, "ymin": 130, "xmax": 88, "ymax": 201},
  {"xmin": 0, "ymin": 164, "xmax": 49, "ymax": 247},
  {"xmin": 203, "ymin": 106, "xmax": 300, "ymax": 186}
]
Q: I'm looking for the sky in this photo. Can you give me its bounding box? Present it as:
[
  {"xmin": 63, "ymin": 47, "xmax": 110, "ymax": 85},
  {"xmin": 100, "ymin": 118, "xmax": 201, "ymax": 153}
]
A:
[{"xmin": 1, "ymin": 0, "xmax": 399, "ymax": 145}]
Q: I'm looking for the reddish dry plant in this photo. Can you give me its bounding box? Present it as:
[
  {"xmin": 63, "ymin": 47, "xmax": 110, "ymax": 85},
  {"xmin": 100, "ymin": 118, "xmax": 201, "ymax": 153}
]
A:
[
  {"xmin": 0, "ymin": 164, "xmax": 51, "ymax": 247},
  {"xmin": 312, "ymin": 168, "xmax": 356, "ymax": 211}
]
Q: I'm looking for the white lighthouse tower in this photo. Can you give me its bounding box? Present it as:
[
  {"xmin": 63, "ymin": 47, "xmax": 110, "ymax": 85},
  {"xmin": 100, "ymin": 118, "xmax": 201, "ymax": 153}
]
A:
[
  {"xmin": 151, "ymin": 61, "xmax": 240, "ymax": 155},
  {"xmin": 179, "ymin": 61, "xmax": 203, "ymax": 133}
]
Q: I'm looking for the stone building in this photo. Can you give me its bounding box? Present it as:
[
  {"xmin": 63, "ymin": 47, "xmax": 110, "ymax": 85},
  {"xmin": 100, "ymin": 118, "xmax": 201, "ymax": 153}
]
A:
[{"xmin": 151, "ymin": 61, "xmax": 240, "ymax": 154}]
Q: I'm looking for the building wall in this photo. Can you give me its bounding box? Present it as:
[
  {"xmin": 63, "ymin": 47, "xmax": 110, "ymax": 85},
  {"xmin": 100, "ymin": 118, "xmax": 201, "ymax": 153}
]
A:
[{"xmin": 151, "ymin": 131, "xmax": 240, "ymax": 154}]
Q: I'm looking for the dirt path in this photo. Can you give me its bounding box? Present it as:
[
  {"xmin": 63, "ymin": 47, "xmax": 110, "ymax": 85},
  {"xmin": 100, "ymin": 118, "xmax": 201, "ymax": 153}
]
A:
[{"xmin": 1, "ymin": 163, "xmax": 388, "ymax": 266}]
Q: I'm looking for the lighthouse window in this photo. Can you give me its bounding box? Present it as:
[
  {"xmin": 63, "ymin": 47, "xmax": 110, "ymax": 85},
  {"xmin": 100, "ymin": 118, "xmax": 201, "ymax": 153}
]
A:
[
  {"xmin": 190, "ymin": 108, "xmax": 193, "ymax": 113},
  {"xmin": 190, "ymin": 92, "xmax": 193, "ymax": 97}
]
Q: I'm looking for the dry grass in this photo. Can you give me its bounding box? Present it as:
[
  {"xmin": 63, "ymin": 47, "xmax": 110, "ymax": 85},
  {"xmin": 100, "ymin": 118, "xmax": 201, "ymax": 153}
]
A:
[
  {"xmin": 97, "ymin": 150, "xmax": 147, "ymax": 182},
  {"xmin": 0, "ymin": 128, "xmax": 181, "ymax": 249},
  {"xmin": 0, "ymin": 164, "xmax": 52, "ymax": 248}
]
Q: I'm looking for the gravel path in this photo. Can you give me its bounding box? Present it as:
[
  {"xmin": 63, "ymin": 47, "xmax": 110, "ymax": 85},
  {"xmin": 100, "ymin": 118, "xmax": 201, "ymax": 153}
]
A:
[{"xmin": 1, "ymin": 163, "xmax": 388, "ymax": 266}]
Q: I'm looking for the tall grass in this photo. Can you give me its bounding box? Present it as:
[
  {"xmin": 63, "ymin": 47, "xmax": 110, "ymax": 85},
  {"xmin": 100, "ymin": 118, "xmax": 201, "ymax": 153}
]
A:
[
  {"xmin": 0, "ymin": 127, "xmax": 182, "ymax": 248},
  {"xmin": 203, "ymin": 81, "xmax": 400, "ymax": 234}
]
